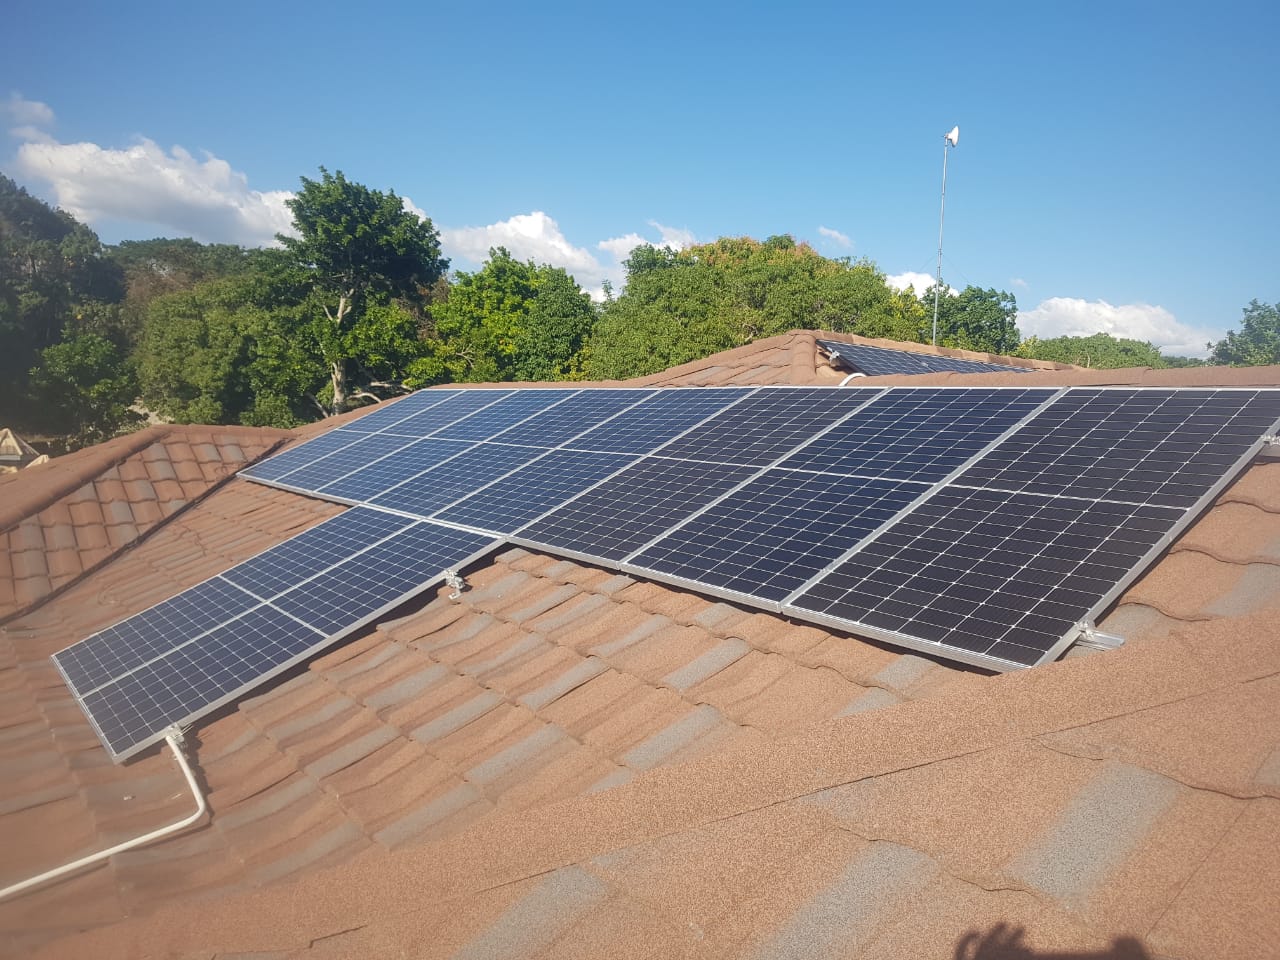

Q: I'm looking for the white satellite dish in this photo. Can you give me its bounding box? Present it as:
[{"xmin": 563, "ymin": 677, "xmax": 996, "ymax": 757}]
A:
[{"xmin": 945, "ymin": 126, "xmax": 960, "ymax": 147}]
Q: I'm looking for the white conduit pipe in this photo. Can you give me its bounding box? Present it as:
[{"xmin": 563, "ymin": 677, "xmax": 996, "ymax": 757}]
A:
[
  {"xmin": 0, "ymin": 729, "xmax": 207, "ymax": 902},
  {"xmin": 839, "ymin": 371, "xmax": 867, "ymax": 386}
]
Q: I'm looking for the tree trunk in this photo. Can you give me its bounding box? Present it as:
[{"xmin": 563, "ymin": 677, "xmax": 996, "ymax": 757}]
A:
[{"xmin": 329, "ymin": 358, "xmax": 347, "ymax": 416}]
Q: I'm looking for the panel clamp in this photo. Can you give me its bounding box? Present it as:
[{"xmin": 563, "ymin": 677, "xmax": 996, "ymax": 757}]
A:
[
  {"xmin": 443, "ymin": 570, "xmax": 467, "ymax": 600},
  {"xmin": 1072, "ymin": 622, "xmax": 1125, "ymax": 652}
]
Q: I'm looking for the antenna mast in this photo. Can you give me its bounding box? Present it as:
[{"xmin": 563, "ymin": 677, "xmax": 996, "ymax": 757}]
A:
[{"xmin": 932, "ymin": 125, "xmax": 959, "ymax": 347}]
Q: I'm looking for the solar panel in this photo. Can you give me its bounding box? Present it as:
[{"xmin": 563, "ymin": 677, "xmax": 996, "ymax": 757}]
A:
[
  {"xmin": 316, "ymin": 438, "xmax": 474, "ymax": 503},
  {"xmin": 627, "ymin": 470, "xmax": 931, "ymax": 602},
  {"xmin": 787, "ymin": 488, "xmax": 1182, "ymax": 669},
  {"xmin": 432, "ymin": 389, "xmax": 576, "ymax": 441},
  {"xmin": 817, "ymin": 339, "xmax": 1034, "ymax": 376},
  {"xmin": 54, "ymin": 508, "xmax": 499, "ymax": 760},
  {"xmin": 239, "ymin": 430, "xmax": 362, "ymax": 483},
  {"xmin": 369, "ymin": 442, "xmax": 547, "ymax": 518},
  {"xmin": 953, "ymin": 389, "xmax": 1280, "ymax": 508},
  {"xmin": 514, "ymin": 457, "xmax": 758, "ymax": 563},
  {"xmin": 490, "ymin": 389, "xmax": 655, "ymax": 447},
  {"xmin": 655, "ymin": 388, "xmax": 873, "ymax": 466},
  {"xmin": 564, "ymin": 387, "xmax": 751, "ymax": 454},
  {"xmin": 437, "ymin": 449, "xmax": 639, "ymax": 534},
  {"xmin": 379, "ymin": 390, "xmax": 513, "ymax": 438},
  {"xmin": 269, "ymin": 433, "xmax": 415, "ymax": 492},
  {"xmin": 779, "ymin": 388, "xmax": 1056, "ymax": 482},
  {"xmin": 337, "ymin": 389, "xmax": 463, "ymax": 434}
]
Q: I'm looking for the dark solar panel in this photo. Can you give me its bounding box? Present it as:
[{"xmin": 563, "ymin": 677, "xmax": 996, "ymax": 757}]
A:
[
  {"xmin": 516, "ymin": 457, "xmax": 758, "ymax": 562},
  {"xmin": 491, "ymin": 389, "xmax": 655, "ymax": 447},
  {"xmin": 380, "ymin": 390, "xmax": 512, "ymax": 438},
  {"xmin": 369, "ymin": 442, "xmax": 548, "ymax": 518},
  {"xmin": 628, "ymin": 470, "xmax": 930, "ymax": 602},
  {"xmin": 271, "ymin": 433, "xmax": 414, "ymax": 492},
  {"xmin": 779, "ymin": 388, "xmax": 1056, "ymax": 482},
  {"xmin": 337, "ymin": 390, "xmax": 463, "ymax": 433},
  {"xmin": 655, "ymin": 388, "xmax": 872, "ymax": 466},
  {"xmin": 433, "ymin": 389, "xmax": 575, "ymax": 441},
  {"xmin": 564, "ymin": 388, "xmax": 751, "ymax": 454},
  {"xmin": 954, "ymin": 389, "xmax": 1280, "ymax": 508},
  {"xmin": 317, "ymin": 438, "xmax": 474, "ymax": 502},
  {"xmin": 817, "ymin": 339, "xmax": 1033, "ymax": 376},
  {"xmin": 437, "ymin": 449, "xmax": 638, "ymax": 534},
  {"xmin": 239, "ymin": 430, "xmax": 361, "ymax": 482},
  {"xmin": 788, "ymin": 487, "xmax": 1181, "ymax": 668},
  {"xmin": 56, "ymin": 511, "xmax": 499, "ymax": 760}
]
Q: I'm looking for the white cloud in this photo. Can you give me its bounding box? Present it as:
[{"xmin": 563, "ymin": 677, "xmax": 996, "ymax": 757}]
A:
[
  {"xmin": 1010, "ymin": 277, "xmax": 1028, "ymax": 290},
  {"xmin": 14, "ymin": 135, "xmax": 293, "ymax": 246},
  {"xmin": 401, "ymin": 195, "xmax": 429, "ymax": 221},
  {"xmin": 442, "ymin": 212, "xmax": 694, "ymax": 300},
  {"xmin": 818, "ymin": 225, "xmax": 852, "ymax": 248},
  {"xmin": 886, "ymin": 271, "xmax": 948, "ymax": 295},
  {"xmin": 2, "ymin": 92, "xmax": 54, "ymax": 135},
  {"xmin": 1019, "ymin": 297, "xmax": 1221, "ymax": 357}
]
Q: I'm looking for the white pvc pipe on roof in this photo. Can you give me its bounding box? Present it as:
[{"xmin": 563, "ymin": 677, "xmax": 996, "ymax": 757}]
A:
[{"xmin": 0, "ymin": 729, "xmax": 207, "ymax": 902}]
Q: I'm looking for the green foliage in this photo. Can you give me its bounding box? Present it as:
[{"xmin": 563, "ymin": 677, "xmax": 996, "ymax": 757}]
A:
[
  {"xmin": 923, "ymin": 285, "xmax": 1019, "ymax": 354},
  {"xmin": 586, "ymin": 237, "xmax": 921, "ymax": 380},
  {"xmin": 278, "ymin": 168, "xmax": 448, "ymax": 412},
  {"xmin": 1210, "ymin": 300, "xmax": 1280, "ymax": 366},
  {"xmin": 412, "ymin": 248, "xmax": 595, "ymax": 384},
  {"xmin": 29, "ymin": 332, "xmax": 142, "ymax": 447},
  {"xmin": 1017, "ymin": 332, "xmax": 1164, "ymax": 368}
]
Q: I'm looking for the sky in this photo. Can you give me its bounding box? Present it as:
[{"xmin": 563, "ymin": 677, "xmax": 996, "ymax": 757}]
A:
[{"xmin": 3, "ymin": 1, "xmax": 1277, "ymax": 357}]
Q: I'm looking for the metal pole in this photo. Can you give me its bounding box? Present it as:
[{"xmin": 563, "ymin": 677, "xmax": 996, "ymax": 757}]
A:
[{"xmin": 932, "ymin": 136, "xmax": 952, "ymax": 346}]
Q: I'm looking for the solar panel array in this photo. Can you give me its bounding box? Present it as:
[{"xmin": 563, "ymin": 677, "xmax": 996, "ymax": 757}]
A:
[
  {"xmin": 817, "ymin": 339, "xmax": 1035, "ymax": 377},
  {"xmin": 54, "ymin": 383, "xmax": 1280, "ymax": 761}
]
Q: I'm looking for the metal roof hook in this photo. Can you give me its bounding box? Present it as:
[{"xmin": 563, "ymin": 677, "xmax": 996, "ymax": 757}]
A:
[
  {"xmin": 443, "ymin": 570, "xmax": 467, "ymax": 600},
  {"xmin": 1073, "ymin": 621, "xmax": 1125, "ymax": 652}
]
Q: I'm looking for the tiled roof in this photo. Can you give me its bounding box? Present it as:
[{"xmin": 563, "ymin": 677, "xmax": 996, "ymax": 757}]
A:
[{"xmin": 2, "ymin": 335, "xmax": 1279, "ymax": 959}]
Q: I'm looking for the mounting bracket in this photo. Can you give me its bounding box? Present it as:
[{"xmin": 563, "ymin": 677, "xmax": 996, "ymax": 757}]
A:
[
  {"xmin": 1072, "ymin": 622, "xmax": 1125, "ymax": 652},
  {"xmin": 443, "ymin": 570, "xmax": 467, "ymax": 600}
]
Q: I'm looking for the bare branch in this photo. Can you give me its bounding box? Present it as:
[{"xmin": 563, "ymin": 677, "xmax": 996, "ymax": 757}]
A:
[{"xmin": 349, "ymin": 390, "xmax": 382, "ymax": 404}]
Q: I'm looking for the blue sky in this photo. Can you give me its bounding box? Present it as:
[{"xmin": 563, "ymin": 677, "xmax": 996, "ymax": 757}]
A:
[{"xmin": 3, "ymin": 0, "xmax": 1277, "ymax": 356}]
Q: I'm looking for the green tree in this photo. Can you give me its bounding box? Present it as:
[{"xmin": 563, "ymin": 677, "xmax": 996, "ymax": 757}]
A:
[
  {"xmin": 1017, "ymin": 332, "xmax": 1165, "ymax": 368},
  {"xmin": 923, "ymin": 285, "xmax": 1019, "ymax": 354},
  {"xmin": 413, "ymin": 248, "xmax": 595, "ymax": 384},
  {"xmin": 279, "ymin": 168, "xmax": 448, "ymax": 413},
  {"xmin": 29, "ymin": 333, "xmax": 142, "ymax": 447},
  {"xmin": 1210, "ymin": 300, "xmax": 1280, "ymax": 366}
]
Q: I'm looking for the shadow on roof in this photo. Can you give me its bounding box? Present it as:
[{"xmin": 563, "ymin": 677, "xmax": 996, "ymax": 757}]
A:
[{"xmin": 955, "ymin": 924, "xmax": 1151, "ymax": 959}]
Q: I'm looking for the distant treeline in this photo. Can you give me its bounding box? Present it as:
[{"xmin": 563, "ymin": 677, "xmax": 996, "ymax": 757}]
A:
[{"xmin": 2, "ymin": 170, "xmax": 1274, "ymax": 452}]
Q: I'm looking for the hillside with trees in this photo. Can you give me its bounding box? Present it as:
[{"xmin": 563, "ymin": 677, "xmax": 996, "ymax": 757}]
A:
[{"xmin": 1, "ymin": 169, "xmax": 1272, "ymax": 455}]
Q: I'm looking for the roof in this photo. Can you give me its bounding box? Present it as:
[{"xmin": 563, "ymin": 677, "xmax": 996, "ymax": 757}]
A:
[
  {"xmin": 0, "ymin": 428, "xmax": 39, "ymax": 472},
  {"xmin": 2, "ymin": 332, "xmax": 1279, "ymax": 959}
]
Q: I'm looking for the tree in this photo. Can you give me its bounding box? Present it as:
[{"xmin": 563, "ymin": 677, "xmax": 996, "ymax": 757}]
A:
[
  {"xmin": 29, "ymin": 333, "xmax": 142, "ymax": 448},
  {"xmin": 413, "ymin": 248, "xmax": 595, "ymax": 384},
  {"xmin": 1017, "ymin": 332, "xmax": 1165, "ymax": 368},
  {"xmin": 1210, "ymin": 300, "xmax": 1280, "ymax": 366},
  {"xmin": 922, "ymin": 285, "xmax": 1019, "ymax": 354},
  {"xmin": 278, "ymin": 168, "xmax": 448, "ymax": 413}
]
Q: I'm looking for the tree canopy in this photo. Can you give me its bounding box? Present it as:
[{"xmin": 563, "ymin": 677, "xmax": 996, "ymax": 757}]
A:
[
  {"xmin": 922, "ymin": 285, "xmax": 1019, "ymax": 355},
  {"xmin": 1210, "ymin": 300, "xmax": 1280, "ymax": 366}
]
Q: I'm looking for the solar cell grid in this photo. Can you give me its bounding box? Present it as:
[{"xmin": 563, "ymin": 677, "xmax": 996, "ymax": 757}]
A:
[
  {"xmin": 779, "ymin": 388, "xmax": 1056, "ymax": 482},
  {"xmin": 627, "ymin": 470, "xmax": 930, "ymax": 602},
  {"xmin": 271, "ymin": 433, "xmax": 414, "ymax": 491},
  {"xmin": 221, "ymin": 506, "xmax": 413, "ymax": 599},
  {"xmin": 238, "ymin": 430, "xmax": 360, "ymax": 482},
  {"xmin": 437, "ymin": 449, "xmax": 638, "ymax": 534},
  {"xmin": 789, "ymin": 487, "xmax": 1181, "ymax": 668},
  {"xmin": 564, "ymin": 387, "xmax": 751, "ymax": 454},
  {"xmin": 516, "ymin": 457, "xmax": 757, "ymax": 562},
  {"xmin": 655, "ymin": 388, "xmax": 871, "ymax": 466},
  {"xmin": 955, "ymin": 389, "xmax": 1280, "ymax": 508},
  {"xmin": 337, "ymin": 389, "xmax": 462, "ymax": 433},
  {"xmin": 380, "ymin": 390, "xmax": 512, "ymax": 437},
  {"xmin": 317, "ymin": 438, "xmax": 473, "ymax": 502},
  {"xmin": 370, "ymin": 442, "xmax": 546, "ymax": 518},
  {"xmin": 491, "ymin": 389, "xmax": 654, "ymax": 447},
  {"xmin": 55, "ymin": 577, "xmax": 261, "ymax": 696},
  {"xmin": 433, "ymin": 390, "xmax": 576, "ymax": 441},
  {"xmin": 818, "ymin": 340, "xmax": 1033, "ymax": 376}
]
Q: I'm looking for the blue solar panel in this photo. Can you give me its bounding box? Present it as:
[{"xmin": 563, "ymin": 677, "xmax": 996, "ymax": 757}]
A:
[
  {"xmin": 380, "ymin": 390, "xmax": 512, "ymax": 438},
  {"xmin": 955, "ymin": 389, "xmax": 1280, "ymax": 508},
  {"xmin": 627, "ymin": 471, "xmax": 930, "ymax": 603},
  {"xmin": 272, "ymin": 433, "xmax": 415, "ymax": 492},
  {"xmin": 317, "ymin": 438, "xmax": 473, "ymax": 502},
  {"xmin": 369, "ymin": 442, "xmax": 546, "ymax": 518},
  {"xmin": 433, "ymin": 390, "xmax": 576, "ymax": 441},
  {"xmin": 239, "ymin": 430, "xmax": 361, "ymax": 483},
  {"xmin": 491, "ymin": 389, "xmax": 655, "ymax": 447},
  {"xmin": 779, "ymin": 388, "xmax": 1056, "ymax": 482},
  {"xmin": 564, "ymin": 388, "xmax": 751, "ymax": 454},
  {"xmin": 655, "ymin": 388, "xmax": 872, "ymax": 466},
  {"xmin": 437, "ymin": 449, "xmax": 638, "ymax": 534},
  {"xmin": 818, "ymin": 339, "xmax": 1034, "ymax": 376},
  {"xmin": 516, "ymin": 457, "xmax": 758, "ymax": 562},
  {"xmin": 337, "ymin": 390, "xmax": 463, "ymax": 434},
  {"xmin": 788, "ymin": 488, "xmax": 1182, "ymax": 669}
]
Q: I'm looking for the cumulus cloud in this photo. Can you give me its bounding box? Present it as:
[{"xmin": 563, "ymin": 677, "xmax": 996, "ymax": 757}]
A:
[
  {"xmin": 401, "ymin": 195, "xmax": 429, "ymax": 221},
  {"xmin": 818, "ymin": 225, "xmax": 852, "ymax": 248},
  {"xmin": 2, "ymin": 92, "xmax": 54, "ymax": 136},
  {"xmin": 886, "ymin": 271, "xmax": 948, "ymax": 295},
  {"xmin": 442, "ymin": 212, "xmax": 694, "ymax": 300},
  {"xmin": 14, "ymin": 135, "xmax": 294, "ymax": 246},
  {"xmin": 1020, "ymin": 297, "xmax": 1220, "ymax": 357}
]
